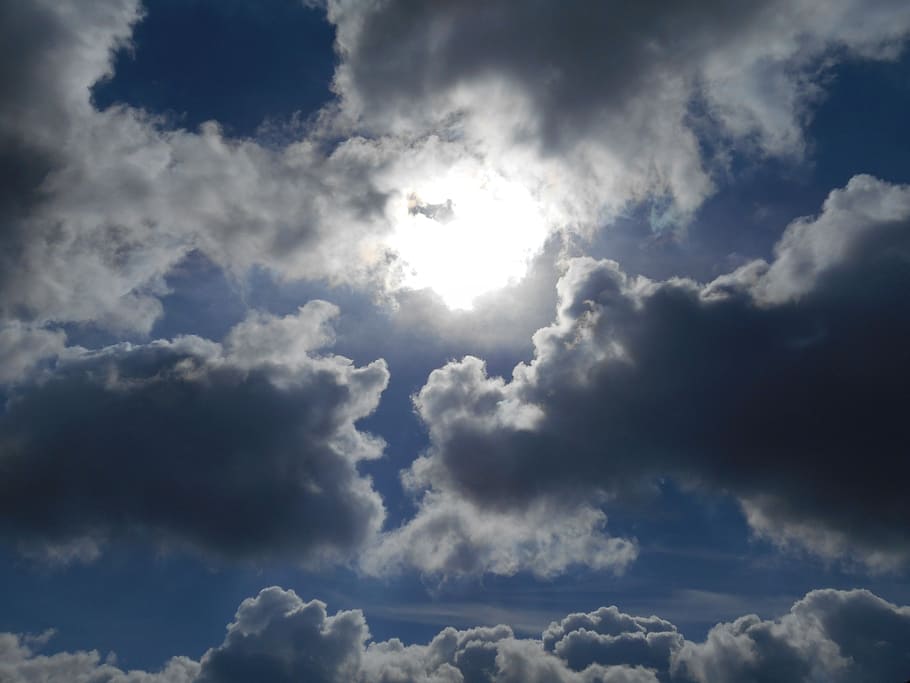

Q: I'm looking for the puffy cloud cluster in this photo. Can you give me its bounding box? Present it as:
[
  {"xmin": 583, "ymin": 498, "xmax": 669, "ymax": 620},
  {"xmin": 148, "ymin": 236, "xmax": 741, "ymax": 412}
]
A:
[
  {"xmin": 4, "ymin": 587, "xmax": 910, "ymax": 682},
  {"xmin": 543, "ymin": 608, "xmax": 683, "ymax": 678},
  {"xmin": 0, "ymin": 321, "xmax": 67, "ymax": 384},
  {"xmin": 392, "ymin": 174, "xmax": 910, "ymax": 573},
  {"xmin": 0, "ymin": 302, "xmax": 389, "ymax": 564},
  {"xmin": 0, "ymin": 631, "xmax": 199, "ymax": 683},
  {"xmin": 2, "ymin": 0, "xmax": 908, "ymax": 362},
  {"xmin": 0, "ymin": 0, "xmax": 398, "ymax": 354},
  {"xmin": 673, "ymin": 589, "xmax": 910, "ymax": 682},
  {"xmin": 362, "ymin": 490, "xmax": 637, "ymax": 580},
  {"xmin": 329, "ymin": 0, "xmax": 910, "ymax": 225},
  {"xmin": 3, "ymin": 0, "xmax": 910, "ymax": 580}
]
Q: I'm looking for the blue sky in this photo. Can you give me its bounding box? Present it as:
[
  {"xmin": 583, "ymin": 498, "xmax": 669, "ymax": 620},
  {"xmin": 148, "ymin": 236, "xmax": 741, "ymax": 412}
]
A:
[{"xmin": 2, "ymin": 2, "xmax": 910, "ymax": 682}]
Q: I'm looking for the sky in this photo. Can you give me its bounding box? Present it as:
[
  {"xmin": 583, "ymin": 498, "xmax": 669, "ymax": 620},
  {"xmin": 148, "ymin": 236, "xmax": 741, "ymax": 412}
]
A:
[{"xmin": 1, "ymin": 1, "xmax": 910, "ymax": 682}]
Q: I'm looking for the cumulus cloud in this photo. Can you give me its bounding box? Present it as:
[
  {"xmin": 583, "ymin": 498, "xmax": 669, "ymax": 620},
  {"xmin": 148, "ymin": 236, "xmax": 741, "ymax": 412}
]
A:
[
  {"xmin": 543, "ymin": 608, "xmax": 683, "ymax": 680},
  {"xmin": 362, "ymin": 490, "xmax": 637, "ymax": 580},
  {"xmin": 0, "ymin": 303, "xmax": 389, "ymax": 565},
  {"xmin": 397, "ymin": 175, "xmax": 910, "ymax": 572},
  {"xmin": 1, "ymin": 99, "xmax": 397, "ymax": 334},
  {"xmin": 0, "ymin": 321, "xmax": 68, "ymax": 383},
  {"xmin": 4, "ymin": 0, "xmax": 910, "ymax": 581},
  {"xmin": 0, "ymin": 631, "xmax": 199, "ymax": 683},
  {"xmin": 3, "ymin": 0, "xmax": 909, "ymax": 351},
  {"xmin": 0, "ymin": 0, "xmax": 399, "ymax": 340},
  {"xmin": 329, "ymin": 0, "xmax": 910, "ymax": 225},
  {"xmin": 3, "ymin": 587, "xmax": 909, "ymax": 682},
  {"xmin": 195, "ymin": 588, "xmax": 368, "ymax": 683},
  {"xmin": 673, "ymin": 589, "xmax": 910, "ymax": 682}
]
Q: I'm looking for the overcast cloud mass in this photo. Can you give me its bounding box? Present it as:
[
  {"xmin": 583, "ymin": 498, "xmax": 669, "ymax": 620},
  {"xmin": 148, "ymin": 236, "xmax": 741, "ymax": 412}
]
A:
[{"xmin": 1, "ymin": 0, "xmax": 910, "ymax": 678}]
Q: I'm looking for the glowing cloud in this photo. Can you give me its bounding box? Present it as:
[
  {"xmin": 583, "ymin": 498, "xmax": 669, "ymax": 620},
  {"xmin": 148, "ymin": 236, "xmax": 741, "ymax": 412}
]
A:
[{"xmin": 385, "ymin": 167, "xmax": 549, "ymax": 309}]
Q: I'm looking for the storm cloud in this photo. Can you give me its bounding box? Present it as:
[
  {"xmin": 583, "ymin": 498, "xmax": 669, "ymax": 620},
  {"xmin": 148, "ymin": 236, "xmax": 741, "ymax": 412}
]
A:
[
  {"xmin": 330, "ymin": 0, "xmax": 910, "ymax": 224},
  {"xmin": 0, "ymin": 303, "xmax": 389, "ymax": 564},
  {"xmin": 397, "ymin": 174, "xmax": 910, "ymax": 572}
]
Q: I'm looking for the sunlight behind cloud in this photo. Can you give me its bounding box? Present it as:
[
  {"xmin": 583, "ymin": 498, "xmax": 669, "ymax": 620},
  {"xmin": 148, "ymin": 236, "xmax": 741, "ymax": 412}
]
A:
[{"xmin": 386, "ymin": 169, "xmax": 549, "ymax": 309}]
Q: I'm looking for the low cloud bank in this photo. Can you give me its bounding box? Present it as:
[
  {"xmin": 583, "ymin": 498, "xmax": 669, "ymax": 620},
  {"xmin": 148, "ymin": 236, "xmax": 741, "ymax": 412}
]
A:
[{"xmin": 4, "ymin": 587, "xmax": 910, "ymax": 683}]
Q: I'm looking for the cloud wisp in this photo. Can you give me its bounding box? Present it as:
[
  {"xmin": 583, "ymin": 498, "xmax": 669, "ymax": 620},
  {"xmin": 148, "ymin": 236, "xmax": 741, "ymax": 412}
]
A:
[{"xmin": 2, "ymin": 0, "xmax": 910, "ymax": 587}]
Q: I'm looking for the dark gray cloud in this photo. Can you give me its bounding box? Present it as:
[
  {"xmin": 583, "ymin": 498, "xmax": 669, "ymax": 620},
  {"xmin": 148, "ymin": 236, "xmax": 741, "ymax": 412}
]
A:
[
  {"xmin": 1, "ymin": 0, "xmax": 908, "ymax": 366},
  {"xmin": 0, "ymin": 0, "xmax": 397, "ymax": 343},
  {"xmin": 673, "ymin": 589, "xmax": 910, "ymax": 682},
  {"xmin": 0, "ymin": 322, "xmax": 67, "ymax": 384},
  {"xmin": 3, "ymin": 588, "xmax": 909, "ymax": 682},
  {"xmin": 196, "ymin": 588, "xmax": 367, "ymax": 683},
  {"xmin": 330, "ymin": 0, "xmax": 910, "ymax": 221},
  {"xmin": 400, "ymin": 175, "xmax": 910, "ymax": 571},
  {"xmin": 0, "ymin": 303, "xmax": 389, "ymax": 565}
]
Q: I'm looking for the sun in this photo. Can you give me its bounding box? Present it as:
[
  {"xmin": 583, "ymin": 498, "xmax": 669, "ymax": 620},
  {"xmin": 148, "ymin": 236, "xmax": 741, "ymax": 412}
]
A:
[{"xmin": 385, "ymin": 168, "xmax": 549, "ymax": 310}]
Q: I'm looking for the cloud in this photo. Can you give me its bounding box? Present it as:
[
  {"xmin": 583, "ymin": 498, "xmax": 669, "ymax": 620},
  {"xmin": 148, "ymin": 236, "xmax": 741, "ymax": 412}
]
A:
[
  {"xmin": 195, "ymin": 588, "xmax": 368, "ymax": 683},
  {"xmin": 3, "ymin": 588, "xmax": 910, "ymax": 682},
  {"xmin": 3, "ymin": 0, "xmax": 909, "ymax": 349},
  {"xmin": 194, "ymin": 588, "xmax": 670, "ymax": 683},
  {"xmin": 329, "ymin": 0, "xmax": 910, "ymax": 224},
  {"xmin": 1, "ymin": 103, "xmax": 397, "ymax": 335},
  {"xmin": 0, "ymin": 303, "xmax": 389, "ymax": 565},
  {"xmin": 0, "ymin": 321, "xmax": 67, "ymax": 383},
  {"xmin": 543, "ymin": 608, "xmax": 683, "ymax": 680},
  {"xmin": 3, "ymin": 0, "xmax": 910, "ymax": 581},
  {"xmin": 399, "ymin": 175, "xmax": 910, "ymax": 572},
  {"xmin": 673, "ymin": 589, "xmax": 910, "ymax": 682},
  {"xmin": 0, "ymin": 632, "xmax": 199, "ymax": 683},
  {"xmin": 362, "ymin": 490, "xmax": 637, "ymax": 580},
  {"xmin": 0, "ymin": 0, "xmax": 400, "ymax": 338}
]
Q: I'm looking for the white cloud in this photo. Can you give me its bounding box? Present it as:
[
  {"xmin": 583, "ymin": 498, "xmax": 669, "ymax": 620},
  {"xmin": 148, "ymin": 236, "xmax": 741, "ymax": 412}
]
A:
[
  {"xmin": 3, "ymin": 0, "xmax": 909, "ymax": 346},
  {"xmin": 401, "ymin": 175, "xmax": 910, "ymax": 572},
  {"xmin": 329, "ymin": 0, "xmax": 910, "ymax": 227},
  {"xmin": 0, "ymin": 305, "xmax": 389, "ymax": 565},
  {"xmin": 363, "ymin": 490, "xmax": 637, "ymax": 580},
  {"xmin": 0, "ymin": 321, "xmax": 67, "ymax": 383},
  {"xmin": 0, "ymin": 632, "xmax": 199, "ymax": 683},
  {"xmin": 4, "ymin": 588, "xmax": 910, "ymax": 683}
]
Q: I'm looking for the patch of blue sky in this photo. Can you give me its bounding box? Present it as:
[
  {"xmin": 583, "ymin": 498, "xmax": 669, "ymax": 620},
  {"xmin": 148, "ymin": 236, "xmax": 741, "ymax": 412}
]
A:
[{"xmin": 91, "ymin": 0, "xmax": 336, "ymax": 138}]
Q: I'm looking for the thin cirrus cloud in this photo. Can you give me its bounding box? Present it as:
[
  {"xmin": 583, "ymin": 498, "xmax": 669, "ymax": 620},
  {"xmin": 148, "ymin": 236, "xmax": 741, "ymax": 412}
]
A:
[{"xmin": 2, "ymin": 586, "xmax": 910, "ymax": 682}]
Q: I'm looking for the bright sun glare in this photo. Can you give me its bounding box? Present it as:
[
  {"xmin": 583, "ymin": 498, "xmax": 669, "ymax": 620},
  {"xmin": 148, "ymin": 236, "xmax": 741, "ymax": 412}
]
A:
[{"xmin": 385, "ymin": 169, "xmax": 549, "ymax": 310}]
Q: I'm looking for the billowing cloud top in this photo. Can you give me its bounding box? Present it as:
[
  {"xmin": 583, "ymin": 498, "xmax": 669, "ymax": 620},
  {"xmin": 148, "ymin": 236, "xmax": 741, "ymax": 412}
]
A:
[
  {"xmin": 1, "ymin": 0, "xmax": 910, "ymax": 602},
  {"xmin": 0, "ymin": 303, "xmax": 389, "ymax": 565},
  {"xmin": 3, "ymin": 587, "xmax": 910, "ymax": 682},
  {"xmin": 3, "ymin": 0, "xmax": 910, "ymax": 342},
  {"xmin": 400, "ymin": 175, "xmax": 910, "ymax": 573}
]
